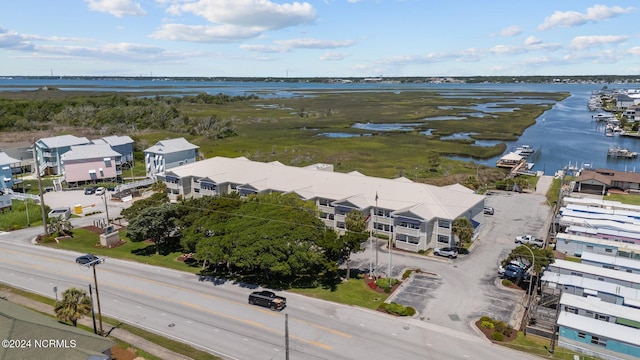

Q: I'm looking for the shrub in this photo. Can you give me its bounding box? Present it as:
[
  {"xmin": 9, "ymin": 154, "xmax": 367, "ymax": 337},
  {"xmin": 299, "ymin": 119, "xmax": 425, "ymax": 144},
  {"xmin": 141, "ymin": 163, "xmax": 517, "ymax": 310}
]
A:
[
  {"xmin": 493, "ymin": 320, "xmax": 507, "ymax": 334},
  {"xmin": 490, "ymin": 332, "xmax": 504, "ymax": 341},
  {"xmin": 502, "ymin": 324, "xmax": 513, "ymax": 336},
  {"xmin": 402, "ymin": 269, "xmax": 412, "ymax": 279},
  {"xmin": 481, "ymin": 321, "xmax": 494, "ymax": 329},
  {"xmin": 375, "ymin": 277, "xmax": 399, "ymax": 288},
  {"xmin": 479, "ymin": 315, "xmax": 492, "ymax": 323},
  {"xmin": 501, "ymin": 279, "xmax": 513, "ymax": 287},
  {"xmin": 382, "ymin": 302, "xmax": 415, "ymax": 316}
]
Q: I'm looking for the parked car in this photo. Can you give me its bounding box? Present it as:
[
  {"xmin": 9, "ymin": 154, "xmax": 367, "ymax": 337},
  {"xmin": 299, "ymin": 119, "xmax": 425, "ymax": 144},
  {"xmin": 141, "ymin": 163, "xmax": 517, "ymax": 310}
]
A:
[
  {"xmin": 514, "ymin": 234, "xmax": 544, "ymax": 247},
  {"xmin": 75, "ymin": 254, "xmax": 102, "ymax": 265},
  {"xmin": 498, "ymin": 260, "xmax": 528, "ymax": 275},
  {"xmin": 95, "ymin": 187, "xmax": 106, "ymax": 195},
  {"xmin": 503, "ymin": 264, "xmax": 530, "ymax": 282},
  {"xmin": 433, "ymin": 247, "xmax": 458, "ymax": 259},
  {"xmin": 483, "ymin": 206, "xmax": 494, "ymax": 215},
  {"xmin": 84, "ymin": 187, "xmax": 96, "ymax": 195}
]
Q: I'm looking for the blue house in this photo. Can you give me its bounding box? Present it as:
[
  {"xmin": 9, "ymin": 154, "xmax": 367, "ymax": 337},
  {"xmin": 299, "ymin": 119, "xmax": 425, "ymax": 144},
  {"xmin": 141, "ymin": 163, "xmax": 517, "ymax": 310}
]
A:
[
  {"xmin": 92, "ymin": 135, "xmax": 135, "ymax": 167},
  {"xmin": 35, "ymin": 135, "xmax": 90, "ymax": 175},
  {"xmin": 0, "ymin": 151, "xmax": 21, "ymax": 191},
  {"xmin": 144, "ymin": 138, "xmax": 199, "ymax": 178}
]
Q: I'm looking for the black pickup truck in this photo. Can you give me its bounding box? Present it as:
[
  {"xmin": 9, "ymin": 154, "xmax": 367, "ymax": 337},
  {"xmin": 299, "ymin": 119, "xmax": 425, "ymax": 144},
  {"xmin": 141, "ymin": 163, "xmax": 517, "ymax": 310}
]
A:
[{"xmin": 248, "ymin": 290, "xmax": 287, "ymax": 311}]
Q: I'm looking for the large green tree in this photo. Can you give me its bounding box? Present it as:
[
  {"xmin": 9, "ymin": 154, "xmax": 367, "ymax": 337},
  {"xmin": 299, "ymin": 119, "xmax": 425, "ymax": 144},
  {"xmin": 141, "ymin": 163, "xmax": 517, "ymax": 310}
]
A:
[
  {"xmin": 126, "ymin": 203, "xmax": 178, "ymax": 255},
  {"xmin": 54, "ymin": 287, "xmax": 92, "ymax": 327},
  {"xmin": 121, "ymin": 190, "xmax": 168, "ymax": 221},
  {"xmin": 192, "ymin": 193, "xmax": 326, "ymax": 286}
]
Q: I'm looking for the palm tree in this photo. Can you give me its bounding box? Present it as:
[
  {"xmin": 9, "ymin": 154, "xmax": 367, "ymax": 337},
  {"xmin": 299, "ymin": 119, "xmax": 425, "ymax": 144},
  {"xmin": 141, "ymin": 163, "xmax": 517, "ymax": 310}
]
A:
[
  {"xmin": 54, "ymin": 287, "xmax": 92, "ymax": 327},
  {"xmin": 452, "ymin": 217, "xmax": 475, "ymax": 251}
]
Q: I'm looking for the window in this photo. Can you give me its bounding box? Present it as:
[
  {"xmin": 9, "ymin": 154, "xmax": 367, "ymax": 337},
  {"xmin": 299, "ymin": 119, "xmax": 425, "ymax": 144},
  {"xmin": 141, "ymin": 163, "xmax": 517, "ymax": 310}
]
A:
[
  {"xmin": 596, "ymin": 314, "xmax": 610, "ymax": 322},
  {"xmin": 563, "ymin": 306, "xmax": 578, "ymax": 314},
  {"xmin": 585, "ymin": 311, "xmax": 594, "ymax": 317},
  {"xmin": 578, "ymin": 332, "xmax": 586, "ymax": 339},
  {"xmin": 438, "ymin": 219, "xmax": 451, "ymax": 229},
  {"xmin": 396, "ymin": 234, "xmax": 419, "ymax": 244},
  {"xmin": 336, "ymin": 222, "xmax": 345, "ymax": 229},
  {"xmin": 397, "ymin": 221, "xmax": 420, "ymax": 229},
  {"xmin": 590, "ymin": 336, "xmax": 606, "ymax": 346},
  {"xmin": 605, "ymin": 248, "xmax": 612, "ymax": 253},
  {"xmin": 586, "ymin": 245, "xmax": 594, "ymax": 250},
  {"xmin": 318, "ymin": 198, "xmax": 331, "ymax": 207},
  {"xmin": 437, "ymin": 235, "xmax": 449, "ymax": 244}
]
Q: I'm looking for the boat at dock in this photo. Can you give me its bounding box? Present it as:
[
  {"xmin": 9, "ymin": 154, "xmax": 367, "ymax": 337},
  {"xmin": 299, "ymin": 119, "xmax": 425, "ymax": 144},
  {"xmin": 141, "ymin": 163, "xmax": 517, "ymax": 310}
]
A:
[{"xmin": 607, "ymin": 147, "xmax": 638, "ymax": 159}]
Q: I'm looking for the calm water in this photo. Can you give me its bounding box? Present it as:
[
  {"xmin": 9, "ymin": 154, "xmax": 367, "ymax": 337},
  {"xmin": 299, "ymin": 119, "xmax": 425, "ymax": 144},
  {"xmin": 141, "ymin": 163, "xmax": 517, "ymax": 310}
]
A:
[{"xmin": 2, "ymin": 78, "xmax": 640, "ymax": 175}]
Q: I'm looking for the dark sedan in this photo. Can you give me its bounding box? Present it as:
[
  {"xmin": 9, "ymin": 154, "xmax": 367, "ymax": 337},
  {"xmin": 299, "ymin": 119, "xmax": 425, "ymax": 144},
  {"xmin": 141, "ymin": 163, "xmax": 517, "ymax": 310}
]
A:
[{"xmin": 75, "ymin": 254, "xmax": 101, "ymax": 265}]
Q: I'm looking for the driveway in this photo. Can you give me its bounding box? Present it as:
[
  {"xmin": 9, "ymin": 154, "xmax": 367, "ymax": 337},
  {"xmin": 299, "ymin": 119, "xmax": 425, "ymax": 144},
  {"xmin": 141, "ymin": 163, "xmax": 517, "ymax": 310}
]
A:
[{"xmin": 349, "ymin": 176, "xmax": 554, "ymax": 334}]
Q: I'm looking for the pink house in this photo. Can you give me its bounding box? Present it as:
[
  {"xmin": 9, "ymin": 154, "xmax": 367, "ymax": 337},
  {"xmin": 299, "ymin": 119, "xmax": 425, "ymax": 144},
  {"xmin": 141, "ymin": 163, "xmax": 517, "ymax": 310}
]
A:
[{"xmin": 61, "ymin": 144, "xmax": 121, "ymax": 185}]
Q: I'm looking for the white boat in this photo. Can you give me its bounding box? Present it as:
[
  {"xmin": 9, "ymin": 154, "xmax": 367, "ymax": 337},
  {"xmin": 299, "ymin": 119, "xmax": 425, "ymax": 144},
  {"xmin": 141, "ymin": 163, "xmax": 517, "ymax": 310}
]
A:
[{"xmin": 607, "ymin": 147, "xmax": 638, "ymax": 159}]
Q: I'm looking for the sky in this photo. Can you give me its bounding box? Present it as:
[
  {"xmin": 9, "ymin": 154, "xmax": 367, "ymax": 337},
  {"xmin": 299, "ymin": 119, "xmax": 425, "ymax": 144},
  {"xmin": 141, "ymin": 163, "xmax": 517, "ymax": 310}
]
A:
[{"xmin": 1, "ymin": 0, "xmax": 639, "ymax": 78}]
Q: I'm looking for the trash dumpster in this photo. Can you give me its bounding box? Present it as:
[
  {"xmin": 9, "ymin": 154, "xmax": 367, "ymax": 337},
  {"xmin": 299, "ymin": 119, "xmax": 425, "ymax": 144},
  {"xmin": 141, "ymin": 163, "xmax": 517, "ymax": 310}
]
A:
[{"xmin": 74, "ymin": 204, "xmax": 82, "ymax": 214}]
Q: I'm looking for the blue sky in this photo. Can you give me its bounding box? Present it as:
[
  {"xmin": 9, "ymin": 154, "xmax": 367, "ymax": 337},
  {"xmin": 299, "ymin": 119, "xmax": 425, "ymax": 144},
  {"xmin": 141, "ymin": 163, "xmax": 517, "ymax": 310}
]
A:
[{"xmin": 1, "ymin": 0, "xmax": 638, "ymax": 77}]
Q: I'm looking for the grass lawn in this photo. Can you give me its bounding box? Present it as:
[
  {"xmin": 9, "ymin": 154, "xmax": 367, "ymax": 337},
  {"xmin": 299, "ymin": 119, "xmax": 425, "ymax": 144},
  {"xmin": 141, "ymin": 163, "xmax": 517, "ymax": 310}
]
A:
[
  {"xmin": 289, "ymin": 274, "xmax": 389, "ymax": 310},
  {"xmin": 39, "ymin": 228, "xmax": 202, "ymax": 274},
  {"xmin": 502, "ymin": 333, "xmax": 602, "ymax": 360}
]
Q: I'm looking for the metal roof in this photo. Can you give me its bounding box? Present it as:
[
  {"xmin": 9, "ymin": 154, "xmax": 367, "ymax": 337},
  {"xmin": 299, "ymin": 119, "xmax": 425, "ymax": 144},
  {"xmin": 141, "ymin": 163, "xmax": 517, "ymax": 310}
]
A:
[
  {"xmin": 38, "ymin": 134, "xmax": 90, "ymax": 149},
  {"xmin": 144, "ymin": 137, "xmax": 199, "ymax": 153},
  {"xmin": 166, "ymin": 156, "xmax": 485, "ymax": 221},
  {"xmin": 558, "ymin": 311, "xmax": 640, "ymax": 345},
  {"xmin": 60, "ymin": 144, "xmax": 121, "ymax": 161}
]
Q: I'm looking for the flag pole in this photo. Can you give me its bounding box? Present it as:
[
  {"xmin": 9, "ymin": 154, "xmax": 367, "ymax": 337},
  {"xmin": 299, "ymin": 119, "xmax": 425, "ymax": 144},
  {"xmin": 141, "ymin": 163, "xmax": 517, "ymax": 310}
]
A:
[
  {"xmin": 374, "ymin": 193, "xmax": 378, "ymax": 277},
  {"xmin": 369, "ymin": 207, "xmax": 373, "ymax": 278}
]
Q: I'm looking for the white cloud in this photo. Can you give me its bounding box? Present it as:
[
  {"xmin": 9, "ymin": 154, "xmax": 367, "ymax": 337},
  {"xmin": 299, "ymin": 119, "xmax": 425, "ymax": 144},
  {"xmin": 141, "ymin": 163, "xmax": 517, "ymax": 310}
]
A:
[
  {"xmin": 538, "ymin": 5, "xmax": 635, "ymax": 31},
  {"xmin": 274, "ymin": 38, "xmax": 354, "ymax": 49},
  {"xmin": 496, "ymin": 26, "xmax": 522, "ymax": 37},
  {"xmin": 151, "ymin": 23, "xmax": 263, "ymax": 43},
  {"xmin": 320, "ymin": 52, "xmax": 349, "ymax": 61},
  {"xmin": 629, "ymin": 47, "xmax": 640, "ymax": 56},
  {"xmin": 568, "ymin": 35, "xmax": 629, "ymax": 50},
  {"xmin": 240, "ymin": 38, "xmax": 354, "ymax": 53},
  {"xmin": 85, "ymin": 0, "xmax": 147, "ymax": 17},
  {"xmin": 524, "ymin": 36, "xmax": 542, "ymax": 46},
  {"xmin": 169, "ymin": 0, "xmax": 316, "ymax": 30}
]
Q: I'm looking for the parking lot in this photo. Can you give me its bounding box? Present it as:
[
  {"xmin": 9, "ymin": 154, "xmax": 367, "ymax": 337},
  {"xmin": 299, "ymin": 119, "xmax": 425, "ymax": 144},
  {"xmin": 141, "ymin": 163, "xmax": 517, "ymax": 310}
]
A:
[
  {"xmin": 349, "ymin": 176, "xmax": 554, "ymax": 334},
  {"xmin": 43, "ymin": 188, "xmax": 133, "ymax": 227}
]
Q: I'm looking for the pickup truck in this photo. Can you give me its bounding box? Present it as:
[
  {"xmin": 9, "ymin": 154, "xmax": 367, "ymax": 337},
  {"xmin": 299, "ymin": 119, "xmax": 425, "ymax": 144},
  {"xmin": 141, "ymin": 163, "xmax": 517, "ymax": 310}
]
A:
[
  {"xmin": 514, "ymin": 234, "xmax": 544, "ymax": 247},
  {"xmin": 248, "ymin": 290, "xmax": 287, "ymax": 311}
]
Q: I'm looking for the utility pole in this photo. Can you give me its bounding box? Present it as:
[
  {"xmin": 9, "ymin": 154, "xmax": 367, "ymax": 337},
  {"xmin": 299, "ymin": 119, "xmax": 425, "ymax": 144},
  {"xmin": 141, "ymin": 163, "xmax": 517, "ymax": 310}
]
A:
[
  {"xmin": 89, "ymin": 284, "xmax": 98, "ymax": 334},
  {"xmin": 368, "ymin": 207, "xmax": 373, "ymax": 278},
  {"xmin": 103, "ymin": 194, "xmax": 110, "ymax": 224},
  {"xmin": 91, "ymin": 254, "xmax": 104, "ymax": 335},
  {"xmin": 285, "ymin": 314, "xmax": 289, "ymax": 360}
]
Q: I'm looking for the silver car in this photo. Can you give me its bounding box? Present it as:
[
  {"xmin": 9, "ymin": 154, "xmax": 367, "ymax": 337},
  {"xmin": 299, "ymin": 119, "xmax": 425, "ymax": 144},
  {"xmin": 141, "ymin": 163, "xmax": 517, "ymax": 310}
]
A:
[{"xmin": 433, "ymin": 247, "xmax": 458, "ymax": 259}]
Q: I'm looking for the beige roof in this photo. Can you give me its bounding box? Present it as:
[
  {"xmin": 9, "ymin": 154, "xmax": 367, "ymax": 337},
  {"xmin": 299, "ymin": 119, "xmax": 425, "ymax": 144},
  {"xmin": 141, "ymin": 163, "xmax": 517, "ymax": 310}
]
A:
[
  {"xmin": 167, "ymin": 156, "xmax": 485, "ymax": 221},
  {"xmin": 500, "ymin": 152, "xmax": 523, "ymax": 161},
  {"xmin": 0, "ymin": 300, "xmax": 114, "ymax": 360}
]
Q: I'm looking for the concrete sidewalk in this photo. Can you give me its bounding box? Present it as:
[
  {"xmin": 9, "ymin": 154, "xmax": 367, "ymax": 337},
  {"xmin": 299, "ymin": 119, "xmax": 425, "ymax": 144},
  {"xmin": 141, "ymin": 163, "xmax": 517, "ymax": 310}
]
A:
[{"xmin": 0, "ymin": 288, "xmax": 192, "ymax": 360}]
